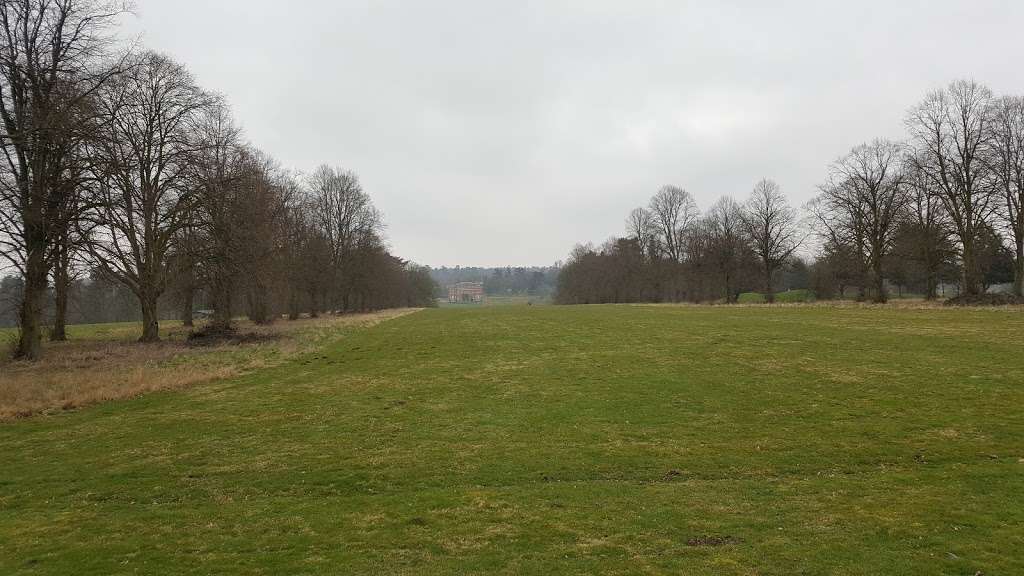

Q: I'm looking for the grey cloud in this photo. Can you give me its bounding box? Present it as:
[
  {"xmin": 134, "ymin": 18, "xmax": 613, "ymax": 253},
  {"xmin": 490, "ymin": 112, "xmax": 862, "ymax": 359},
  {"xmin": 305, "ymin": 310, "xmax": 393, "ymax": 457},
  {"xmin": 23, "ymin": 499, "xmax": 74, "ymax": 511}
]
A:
[{"xmin": 130, "ymin": 0, "xmax": 1024, "ymax": 266}]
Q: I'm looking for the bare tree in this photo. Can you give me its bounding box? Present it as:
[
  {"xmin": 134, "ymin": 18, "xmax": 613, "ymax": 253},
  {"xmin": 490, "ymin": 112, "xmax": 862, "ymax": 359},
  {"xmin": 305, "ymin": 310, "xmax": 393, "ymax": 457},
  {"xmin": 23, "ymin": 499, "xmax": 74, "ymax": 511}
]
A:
[
  {"xmin": 815, "ymin": 140, "xmax": 910, "ymax": 302},
  {"xmin": 233, "ymin": 151, "xmax": 293, "ymax": 324},
  {"xmin": 167, "ymin": 203, "xmax": 199, "ymax": 326},
  {"xmin": 307, "ymin": 164, "xmax": 382, "ymax": 312},
  {"xmin": 280, "ymin": 178, "xmax": 322, "ymax": 319},
  {"xmin": 648, "ymin": 185, "xmax": 698, "ymax": 263},
  {"xmin": 807, "ymin": 191, "xmax": 868, "ymax": 299},
  {"xmin": 190, "ymin": 102, "xmax": 245, "ymax": 332},
  {"xmin": 284, "ymin": 197, "xmax": 332, "ymax": 318},
  {"xmin": 902, "ymin": 157, "xmax": 954, "ymax": 299},
  {"xmin": 906, "ymin": 80, "xmax": 997, "ymax": 295},
  {"xmin": 625, "ymin": 206, "xmax": 654, "ymax": 259},
  {"xmin": 48, "ymin": 161, "xmax": 92, "ymax": 340},
  {"xmin": 0, "ymin": 0, "xmax": 127, "ymax": 359},
  {"xmin": 84, "ymin": 51, "xmax": 212, "ymax": 342},
  {"xmin": 705, "ymin": 196, "xmax": 750, "ymax": 303},
  {"xmin": 988, "ymin": 95, "xmax": 1024, "ymax": 296},
  {"xmin": 742, "ymin": 178, "xmax": 800, "ymax": 302}
]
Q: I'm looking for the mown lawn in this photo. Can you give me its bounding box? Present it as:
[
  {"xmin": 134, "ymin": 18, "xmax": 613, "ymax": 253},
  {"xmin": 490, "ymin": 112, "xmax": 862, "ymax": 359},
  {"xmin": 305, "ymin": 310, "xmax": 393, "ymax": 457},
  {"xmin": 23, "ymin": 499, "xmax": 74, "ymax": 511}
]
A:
[{"xmin": 2, "ymin": 304, "xmax": 1023, "ymax": 574}]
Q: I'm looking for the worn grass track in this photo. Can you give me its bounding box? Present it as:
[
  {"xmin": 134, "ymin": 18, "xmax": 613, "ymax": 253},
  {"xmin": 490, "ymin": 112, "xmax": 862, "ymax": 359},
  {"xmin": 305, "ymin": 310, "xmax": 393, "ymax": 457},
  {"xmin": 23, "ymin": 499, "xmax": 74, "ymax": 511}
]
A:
[{"xmin": 2, "ymin": 305, "xmax": 1023, "ymax": 574}]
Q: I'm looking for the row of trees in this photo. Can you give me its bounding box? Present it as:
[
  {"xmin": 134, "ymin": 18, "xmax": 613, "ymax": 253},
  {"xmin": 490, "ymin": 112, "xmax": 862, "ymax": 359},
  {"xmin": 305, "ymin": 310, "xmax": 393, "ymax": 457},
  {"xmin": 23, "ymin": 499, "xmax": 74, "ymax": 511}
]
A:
[
  {"xmin": 812, "ymin": 80, "xmax": 1023, "ymax": 302},
  {"xmin": 0, "ymin": 271, "xmax": 168, "ymax": 328},
  {"xmin": 0, "ymin": 1, "xmax": 434, "ymax": 360},
  {"xmin": 558, "ymin": 80, "xmax": 1024, "ymax": 305},
  {"xmin": 557, "ymin": 180, "xmax": 801, "ymax": 304}
]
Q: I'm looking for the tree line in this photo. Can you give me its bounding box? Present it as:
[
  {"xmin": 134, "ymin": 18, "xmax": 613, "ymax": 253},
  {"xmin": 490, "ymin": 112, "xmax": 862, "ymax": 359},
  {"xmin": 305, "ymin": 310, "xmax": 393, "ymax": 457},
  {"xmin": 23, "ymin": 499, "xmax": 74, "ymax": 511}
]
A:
[
  {"xmin": 557, "ymin": 180, "xmax": 802, "ymax": 304},
  {"xmin": 557, "ymin": 79, "xmax": 1023, "ymax": 306},
  {"xmin": 428, "ymin": 266, "xmax": 559, "ymax": 298},
  {"xmin": 0, "ymin": 0, "xmax": 434, "ymax": 360}
]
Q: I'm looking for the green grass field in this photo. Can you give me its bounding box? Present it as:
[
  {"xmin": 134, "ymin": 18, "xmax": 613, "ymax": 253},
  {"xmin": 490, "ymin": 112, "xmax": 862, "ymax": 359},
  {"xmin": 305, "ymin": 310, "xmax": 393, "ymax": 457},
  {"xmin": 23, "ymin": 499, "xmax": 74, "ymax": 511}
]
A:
[{"xmin": 2, "ymin": 305, "xmax": 1023, "ymax": 574}]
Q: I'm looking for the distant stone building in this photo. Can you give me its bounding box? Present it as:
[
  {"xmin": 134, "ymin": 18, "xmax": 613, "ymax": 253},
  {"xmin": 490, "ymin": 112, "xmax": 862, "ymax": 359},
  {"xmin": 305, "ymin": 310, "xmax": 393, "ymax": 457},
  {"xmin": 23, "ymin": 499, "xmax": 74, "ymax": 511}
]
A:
[{"xmin": 448, "ymin": 281, "xmax": 484, "ymax": 303}]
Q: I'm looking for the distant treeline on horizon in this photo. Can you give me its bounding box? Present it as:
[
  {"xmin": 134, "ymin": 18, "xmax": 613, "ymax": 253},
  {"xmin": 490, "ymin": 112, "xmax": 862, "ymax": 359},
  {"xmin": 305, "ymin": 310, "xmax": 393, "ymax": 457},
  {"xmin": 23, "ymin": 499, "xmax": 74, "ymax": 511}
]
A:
[{"xmin": 428, "ymin": 266, "xmax": 560, "ymax": 298}]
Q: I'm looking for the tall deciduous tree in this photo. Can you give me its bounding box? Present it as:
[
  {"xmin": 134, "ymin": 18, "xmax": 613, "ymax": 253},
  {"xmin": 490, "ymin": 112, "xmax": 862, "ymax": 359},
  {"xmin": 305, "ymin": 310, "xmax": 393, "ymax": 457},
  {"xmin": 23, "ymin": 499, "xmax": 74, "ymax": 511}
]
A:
[
  {"xmin": 988, "ymin": 95, "xmax": 1024, "ymax": 296},
  {"xmin": 625, "ymin": 206, "xmax": 654, "ymax": 260},
  {"xmin": 815, "ymin": 140, "xmax": 910, "ymax": 302},
  {"xmin": 85, "ymin": 50, "xmax": 212, "ymax": 342},
  {"xmin": 705, "ymin": 196, "xmax": 749, "ymax": 303},
  {"xmin": 232, "ymin": 151, "xmax": 293, "ymax": 324},
  {"xmin": 49, "ymin": 160, "xmax": 91, "ymax": 340},
  {"xmin": 191, "ymin": 103, "xmax": 245, "ymax": 332},
  {"xmin": 906, "ymin": 80, "xmax": 997, "ymax": 296},
  {"xmin": 648, "ymin": 185, "xmax": 697, "ymax": 263},
  {"xmin": 902, "ymin": 158, "xmax": 954, "ymax": 299},
  {"xmin": 742, "ymin": 178, "xmax": 800, "ymax": 302},
  {"xmin": 0, "ymin": 0, "xmax": 127, "ymax": 359},
  {"xmin": 307, "ymin": 164, "xmax": 382, "ymax": 311}
]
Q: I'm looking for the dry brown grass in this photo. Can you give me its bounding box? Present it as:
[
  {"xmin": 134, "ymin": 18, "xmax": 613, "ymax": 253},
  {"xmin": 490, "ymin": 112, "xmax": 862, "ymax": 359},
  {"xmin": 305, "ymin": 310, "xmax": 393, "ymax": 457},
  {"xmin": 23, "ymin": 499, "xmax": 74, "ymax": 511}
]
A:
[{"xmin": 0, "ymin": 309, "xmax": 419, "ymax": 421}]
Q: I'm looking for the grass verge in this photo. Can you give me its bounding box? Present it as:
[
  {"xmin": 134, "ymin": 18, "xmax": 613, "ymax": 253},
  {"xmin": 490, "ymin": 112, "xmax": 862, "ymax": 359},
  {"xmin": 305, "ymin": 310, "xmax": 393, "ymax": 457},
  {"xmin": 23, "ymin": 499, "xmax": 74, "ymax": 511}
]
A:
[{"xmin": 0, "ymin": 309, "xmax": 418, "ymax": 420}]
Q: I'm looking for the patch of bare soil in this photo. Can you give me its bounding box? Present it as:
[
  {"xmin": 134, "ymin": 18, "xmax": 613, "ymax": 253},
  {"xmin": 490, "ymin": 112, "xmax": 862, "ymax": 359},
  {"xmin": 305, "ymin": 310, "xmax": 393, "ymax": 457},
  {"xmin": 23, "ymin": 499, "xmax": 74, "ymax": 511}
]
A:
[{"xmin": 686, "ymin": 535, "xmax": 741, "ymax": 547}]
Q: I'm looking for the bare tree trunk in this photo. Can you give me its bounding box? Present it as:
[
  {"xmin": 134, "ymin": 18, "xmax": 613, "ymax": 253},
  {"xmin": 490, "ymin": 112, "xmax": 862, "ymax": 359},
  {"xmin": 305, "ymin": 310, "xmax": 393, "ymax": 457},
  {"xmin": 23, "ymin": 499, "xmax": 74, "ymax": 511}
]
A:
[
  {"xmin": 180, "ymin": 286, "xmax": 194, "ymax": 327},
  {"xmin": 210, "ymin": 280, "xmax": 233, "ymax": 332},
  {"xmin": 924, "ymin": 249, "xmax": 938, "ymax": 300},
  {"xmin": 51, "ymin": 268, "xmax": 69, "ymax": 341},
  {"xmin": 764, "ymin": 265, "xmax": 774, "ymax": 303},
  {"xmin": 50, "ymin": 243, "xmax": 70, "ymax": 341},
  {"xmin": 872, "ymin": 258, "xmax": 887, "ymax": 304},
  {"xmin": 246, "ymin": 280, "xmax": 272, "ymax": 324},
  {"xmin": 308, "ymin": 288, "xmax": 319, "ymax": 318},
  {"xmin": 1015, "ymin": 236, "xmax": 1024, "ymax": 297},
  {"xmin": 139, "ymin": 291, "xmax": 160, "ymax": 342},
  {"xmin": 962, "ymin": 241, "xmax": 980, "ymax": 296},
  {"xmin": 925, "ymin": 274, "xmax": 938, "ymax": 300},
  {"xmin": 17, "ymin": 250, "xmax": 48, "ymax": 360},
  {"xmin": 287, "ymin": 287, "xmax": 300, "ymax": 320}
]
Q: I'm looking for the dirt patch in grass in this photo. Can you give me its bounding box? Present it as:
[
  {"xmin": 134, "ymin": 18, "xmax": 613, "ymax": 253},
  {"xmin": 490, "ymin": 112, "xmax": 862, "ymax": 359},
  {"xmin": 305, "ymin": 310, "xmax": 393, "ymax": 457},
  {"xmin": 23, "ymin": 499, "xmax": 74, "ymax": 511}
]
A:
[
  {"xmin": 0, "ymin": 309, "xmax": 418, "ymax": 421},
  {"xmin": 686, "ymin": 535, "xmax": 741, "ymax": 547},
  {"xmin": 663, "ymin": 469, "xmax": 684, "ymax": 481}
]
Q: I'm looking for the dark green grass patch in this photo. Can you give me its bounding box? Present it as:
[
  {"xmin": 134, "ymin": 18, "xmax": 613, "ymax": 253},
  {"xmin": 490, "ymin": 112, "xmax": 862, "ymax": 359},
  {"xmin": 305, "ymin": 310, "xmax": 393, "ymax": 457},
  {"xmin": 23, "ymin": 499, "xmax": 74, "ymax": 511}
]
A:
[
  {"xmin": 737, "ymin": 289, "xmax": 816, "ymax": 303},
  {"xmin": 2, "ymin": 305, "xmax": 1023, "ymax": 574}
]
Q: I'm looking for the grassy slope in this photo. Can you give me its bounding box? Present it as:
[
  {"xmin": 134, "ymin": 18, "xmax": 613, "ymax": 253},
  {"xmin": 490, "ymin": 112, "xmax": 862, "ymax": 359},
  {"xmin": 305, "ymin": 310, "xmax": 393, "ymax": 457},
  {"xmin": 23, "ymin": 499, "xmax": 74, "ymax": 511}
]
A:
[{"xmin": 1, "ymin": 305, "xmax": 1023, "ymax": 575}]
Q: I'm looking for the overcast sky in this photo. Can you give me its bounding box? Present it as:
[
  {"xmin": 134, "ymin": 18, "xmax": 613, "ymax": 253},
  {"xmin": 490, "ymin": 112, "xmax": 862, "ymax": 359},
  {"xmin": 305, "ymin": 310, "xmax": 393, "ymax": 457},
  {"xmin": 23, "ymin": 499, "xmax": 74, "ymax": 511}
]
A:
[{"xmin": 128, "ymin": 0, "xmax": 1024, "ymax": 267}]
